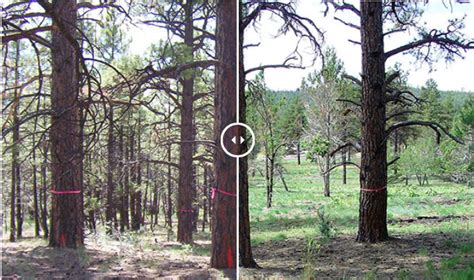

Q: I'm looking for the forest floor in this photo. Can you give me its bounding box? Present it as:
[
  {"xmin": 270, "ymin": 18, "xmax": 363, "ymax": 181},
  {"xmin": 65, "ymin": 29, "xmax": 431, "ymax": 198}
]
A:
[
  {"xmin": 2, "ymin": 228, "xmax": 233, "ymax": 279},
  {"xmin": 241, "ymin": 158, "xmax": 474, "ymax": 279}
]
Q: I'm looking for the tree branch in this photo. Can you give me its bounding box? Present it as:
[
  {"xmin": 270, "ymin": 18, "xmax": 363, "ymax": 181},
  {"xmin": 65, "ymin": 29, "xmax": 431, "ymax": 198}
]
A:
[{"xmin": 386, "ymin": 120, "xmax": 464, "ymax": 144}]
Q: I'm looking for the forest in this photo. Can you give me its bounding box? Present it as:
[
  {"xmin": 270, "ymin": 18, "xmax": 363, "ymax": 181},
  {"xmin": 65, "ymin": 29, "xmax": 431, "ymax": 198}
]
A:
[
  {"xmin": 2, "ymin": 0, "xmax": 237, "ymax": 278},
  {"xmin": 1, "ymin": 0, "xmax": 474, "ymax": 279},
  {"xmin": 239, "ymin": 0, "xmax": 474, "ymax": 279}
]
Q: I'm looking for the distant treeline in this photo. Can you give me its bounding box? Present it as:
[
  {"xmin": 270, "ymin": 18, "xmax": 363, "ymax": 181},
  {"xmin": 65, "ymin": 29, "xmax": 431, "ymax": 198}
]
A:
[{"xmin": 270, "ymin": 88, "xmax": 474, "ymax": 107}]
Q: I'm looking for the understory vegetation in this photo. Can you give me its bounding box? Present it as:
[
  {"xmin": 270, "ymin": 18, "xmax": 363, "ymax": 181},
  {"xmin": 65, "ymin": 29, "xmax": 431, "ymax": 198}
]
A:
[{"xmin": 246, "ymin": 159, "xmax": 473, "ymax": 278}]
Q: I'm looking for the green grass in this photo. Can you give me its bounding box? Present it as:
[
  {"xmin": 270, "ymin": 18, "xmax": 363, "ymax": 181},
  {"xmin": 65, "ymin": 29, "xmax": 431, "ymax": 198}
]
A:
[
  {"xmin": 249, "ymin": 158, "xmax": 474, "ymax": 277},
  {"xmin": 249, "ymin": 158, "xmax": 473, "ymax": 244}
]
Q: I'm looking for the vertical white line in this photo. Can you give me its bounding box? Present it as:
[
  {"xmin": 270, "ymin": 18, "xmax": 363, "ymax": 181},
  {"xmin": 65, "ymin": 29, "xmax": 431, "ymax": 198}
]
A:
[{"xmin": 235, "ymin": 0, "xmax": 241, "ymax": 276}]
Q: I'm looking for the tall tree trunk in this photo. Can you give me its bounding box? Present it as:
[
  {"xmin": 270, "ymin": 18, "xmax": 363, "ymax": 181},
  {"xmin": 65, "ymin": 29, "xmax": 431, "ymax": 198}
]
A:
[
  {"xmin": 166, "ymin": 95, "xmax": 173, "ymax": 229},
  {"xmin": 269, "ymin": 158, "xmax": 275, "ymax": 205},
  {"xmin": 118, "ymin": 125, "xmax": 128, "ymax": 232},
  {"xmin": 167, "ymin": 143, "xmax": 173, "ymax": 229},
  {"xmin": 324, "ymin": 114, "xmax": 331, "ymax": 197},
  {"xmin": 238, "ymin": 1, "xmax": 258, "ymax": 268},
  {"xmin": 135, "ymin": 127, "xmax": 142, "ymax": 230},
  {"xmin": 130, "ymin": 129, "xmax": 140, "ymax": 231},
  {"xmin": 152, "ymin": 176, "xmax": 158, "ymax": 230},
  {"xmin": 211, "ymin": 0, "xmax": 237, "ymax": 270},
  {"xmin": 106, "ymin": 106, "xmax": 115, "ymax": 233},
  {"xmin": 9, "ymin": 42, "xmax": 20, "ymax": 242},
  {"xmin": 33, "ymin": 142, "xmax": 40, "ymax": 237},
  {"xmin": 177, "ymin": 0, "xmax": 196, "ymax": 244},
  {"xmin": 356, "ymin": 1, "xmax": 389, "ymax": 243},
  {"xmin": 265, "ymin": 156, "xmax": 272, "ymax": 208},
  {"xmin": 49, "ymin": 0, "xmax": 84, "ymax": 248},
  {"xmin": 202, "ymin": 166, "xmax": 208, "ymax": 232},
  {"xmin": 41, "ymin": 144, "xmax": 49, "ymax": 239}
]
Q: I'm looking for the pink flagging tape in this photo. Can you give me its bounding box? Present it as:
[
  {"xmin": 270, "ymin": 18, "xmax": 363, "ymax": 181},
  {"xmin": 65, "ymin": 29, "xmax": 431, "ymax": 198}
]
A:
[
  {"xmin": 50, "ymin": 190, "xmax": 81, "ymax": 194},
  {"xmin": 211, "ymin": 187, "xmax": 237, "ymax": 200},
  {"xmin": 360, "ymin": 186, "xmax": 387, "ymax": 193},
  {"xmin": 179, "ymin": 209, "xmax": 195, "ymax": 213}
]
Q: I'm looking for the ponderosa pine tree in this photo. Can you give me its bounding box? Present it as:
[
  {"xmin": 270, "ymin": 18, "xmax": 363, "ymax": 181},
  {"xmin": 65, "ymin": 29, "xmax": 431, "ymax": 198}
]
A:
[
  {"xmin": 324, "ymin": 0, "xmax": 472, "ymax": 242},
  {"xmin": 211, "ymin": 0, "xmax": 237, "ymax": 270},
  {"xmin": 42, "ymin": 0, "xmax": 85, "ymax": 248}
]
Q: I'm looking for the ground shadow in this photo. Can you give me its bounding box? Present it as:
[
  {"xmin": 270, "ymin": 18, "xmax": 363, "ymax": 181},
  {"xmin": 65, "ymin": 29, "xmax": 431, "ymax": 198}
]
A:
[{"xmin": 240, "ymin": 230, "xmax": 474, "ymax": 279}]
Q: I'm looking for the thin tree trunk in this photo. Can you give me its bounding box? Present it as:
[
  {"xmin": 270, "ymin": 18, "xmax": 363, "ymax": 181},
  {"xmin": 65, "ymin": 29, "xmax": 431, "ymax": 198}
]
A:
[
  {"xmin": 324, "ymin": 153, "xmax": 331, "ymax": 197},
  {"xmin": 41, "ymin": 144, "xmax": 49, "ymax": 239},
  {"xmin": 342, "ymin": 150, "xmax": 347, "ymax": 185},
  {"xmin": 9, "ymin": 42, "xmax": 20, "ymax": 242},
  {"xmin": 297, "ymin": 141, "xmax": 301, "ymax": 165},
  {"xmin": 118, "ymin": 125, "xmax": 127, "ymax": 232},
  {"xmin": 202, "ymin": 166, "xmax": 208, "ymax": 232},
  {"xmin": 167, "ymin": 143, "xmax": 173, "ymax": 229},
  {"xmin": 166, "ymin": 94, "xmax": 173, "ymax": 229},
  {"xmin": 137, "ymin": 119, "xmax": 143, "ymax": 228},
  {"xmin": 265, "ymin": 156, "xmax": 272, "ymax": 208},
  {"xmin": 123, "ymin": 132, "xmax": 130, "ymax": 230},
  {"xmin": 269, "ymin": 158, "xmax": 275, "ymax": 205},
  {"xmin": 238, "ymin": 0, "xmax": 258, "ymax": 267},
  {"xmin": 393, "ymin": 130, "xmax": 399, "ymax": 175},
  {"xmin": 356, "ymin": 2, "xmax": 389, "ymax": 243},
  {"xmin": 33, "ymin": 144, "xmax": 40, "ymax": 237},
  {"xmin": 106, "ymin": 106, "xmax": 115, "ymax": 234},
  {"xmin": 278, "ymin": 168, "xmax": 289, "ymax": 192}
]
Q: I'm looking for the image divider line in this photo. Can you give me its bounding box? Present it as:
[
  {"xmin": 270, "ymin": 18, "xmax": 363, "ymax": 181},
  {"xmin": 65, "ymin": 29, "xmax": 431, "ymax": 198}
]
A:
[{"xmin": 235, "ymin": 0, "xmax": 241, "ymax": 275}]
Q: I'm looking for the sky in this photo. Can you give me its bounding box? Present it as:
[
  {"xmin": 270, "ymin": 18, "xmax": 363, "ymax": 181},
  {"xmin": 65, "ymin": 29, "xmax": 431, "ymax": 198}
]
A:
[
  {"xmin": 243, "ymin": 1, "xmax": 474, "ymax": 92},
  {"xmin": 127, "ymin": 1, "xmax": 474, "ymax": 92}
]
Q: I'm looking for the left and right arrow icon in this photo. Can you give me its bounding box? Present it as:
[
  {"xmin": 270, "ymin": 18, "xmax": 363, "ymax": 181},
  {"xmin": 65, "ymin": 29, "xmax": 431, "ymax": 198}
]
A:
[{"xmin": 231, "ymin": 136, "xmax": 245, "ymax": 144}]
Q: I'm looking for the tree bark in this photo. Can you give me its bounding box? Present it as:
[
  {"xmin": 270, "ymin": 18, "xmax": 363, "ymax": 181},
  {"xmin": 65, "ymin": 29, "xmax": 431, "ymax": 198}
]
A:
[
  {"xmin": 49, "ymin": 0, "xmax": 84, "ymax": 248},
  {"xmin": 211, "ymin": 0, "xmax": 237, "ymax": 270},
  {"xmin": 297, "ymin": 141, "xmax": 301, "ymax": 165},
  {"xmin": 177, "ymin": 0, "xmax": 196, "ymax": 244},
  {"xmin": 10, "ymin": 42, "xmax": 20, "ymax": 242},
  {"xmin": 33, "ymin": 141, "xmax": 40, "ymax": 237},
  {"xmin": 202, "ymin": 166, "xmax": 208, "ymax": 232},
  {"xmin": 393, "ymin": 130, "xmax": 399, "ymax": 175},
  {"xmin": 166, "ymin": 98, "xmax": 173, "ymax": 229},
  {"xmin": 40, "ymin": 143, "xmax": 49, "ymax": 239},
  {"xmin": 106, "ymin": 106, "xmax": 115, "ymax": 233},
  {"xmin": 238, "ymin": 0, "xmax": 258, "ymax": 268},
  {"xmin": 356, "ymin": 1, "xmax": 389, "ymax": 243},
  {"xmin": 342, "ymin": 150, "xmax": 347, "ymax": 185},
  {"xmin": 118, "ymin": 125, "xmax": 128, "ymax": 232},
  {"xmin": 323, "ymin": 153, "xmax": 331, "ymax": 197}
]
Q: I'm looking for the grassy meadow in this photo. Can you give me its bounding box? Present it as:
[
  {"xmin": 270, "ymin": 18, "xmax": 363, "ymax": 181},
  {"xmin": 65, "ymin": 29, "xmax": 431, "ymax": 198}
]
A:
[{"xmin": 245, "ymin": 157, "xmax": 474, "ymax": 279}]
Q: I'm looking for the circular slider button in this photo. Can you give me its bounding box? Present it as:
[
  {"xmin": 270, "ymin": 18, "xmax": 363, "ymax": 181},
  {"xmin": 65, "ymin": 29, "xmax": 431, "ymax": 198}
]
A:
[{"xmin": 220, "ymin": 122, "xmax": 255, "ymax": 158}]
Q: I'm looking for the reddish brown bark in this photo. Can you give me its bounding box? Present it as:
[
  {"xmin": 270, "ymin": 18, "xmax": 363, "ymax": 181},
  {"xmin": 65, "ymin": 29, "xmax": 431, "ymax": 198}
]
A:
[
  {"xmin": 356, "ymin": 2, "xmax": 389, "ymax": 243},
  {"xmin": 211, "ymin": 0, "xmax": 237, "ymax": 271},
  {"xmin": 49, "ymin": 0, "xmax": 84, "ymax": 248},
  {"xmin": 177, "ymin": 0, "xmax": 196, "ymax": 244},
  {"xmin": 239, "ymin": 1, "xmax": 259, "ymax": 268}
]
